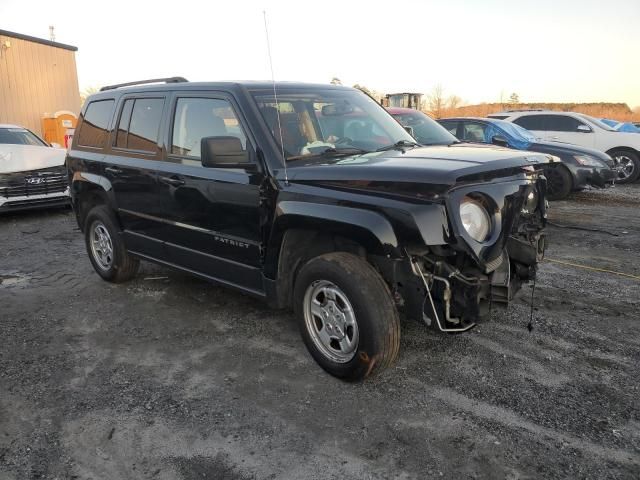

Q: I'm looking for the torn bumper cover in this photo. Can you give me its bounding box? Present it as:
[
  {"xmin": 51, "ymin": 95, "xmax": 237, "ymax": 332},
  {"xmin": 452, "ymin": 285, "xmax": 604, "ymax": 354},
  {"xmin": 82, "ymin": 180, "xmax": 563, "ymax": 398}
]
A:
[{"xmin": 399, "ymin": 175, "xmax": 547, "ymax": 332}]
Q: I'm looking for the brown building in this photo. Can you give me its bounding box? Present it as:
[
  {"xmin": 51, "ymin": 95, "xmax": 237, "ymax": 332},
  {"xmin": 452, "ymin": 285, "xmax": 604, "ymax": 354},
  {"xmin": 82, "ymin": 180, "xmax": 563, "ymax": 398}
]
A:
[{"xmin": 0, "ymin": 29, "xmax": 80, "ymax": 137}]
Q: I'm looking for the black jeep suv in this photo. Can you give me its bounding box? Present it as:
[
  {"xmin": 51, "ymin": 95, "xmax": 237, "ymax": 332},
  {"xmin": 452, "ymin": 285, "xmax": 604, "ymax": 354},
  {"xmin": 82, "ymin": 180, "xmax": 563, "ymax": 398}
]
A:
[{"xmin": 67, "ymin": 78, "xmax": 549, "ymax": 380}]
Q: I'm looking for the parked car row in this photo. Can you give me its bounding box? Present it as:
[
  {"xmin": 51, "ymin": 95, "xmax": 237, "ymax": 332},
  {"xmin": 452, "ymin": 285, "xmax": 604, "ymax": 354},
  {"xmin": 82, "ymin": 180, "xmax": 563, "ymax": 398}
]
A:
[
  {"xmin": 487, "ymin": 110, "xmax": 640, "ymax": 183},
  {"xmin": 387, "ymin": 108, "xmax": 617, "ymax": 200}
]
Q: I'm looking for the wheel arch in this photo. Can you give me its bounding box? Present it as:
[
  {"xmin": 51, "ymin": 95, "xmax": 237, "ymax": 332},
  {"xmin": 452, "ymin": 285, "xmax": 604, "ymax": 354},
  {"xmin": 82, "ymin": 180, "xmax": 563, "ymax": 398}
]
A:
[
  {"xmin": 71, "ymin": 174, "xmax": 118, "ymax": 232},
  {"xmin": 263, "ymin": 202, "xmax": 402, "ymax": 308}
]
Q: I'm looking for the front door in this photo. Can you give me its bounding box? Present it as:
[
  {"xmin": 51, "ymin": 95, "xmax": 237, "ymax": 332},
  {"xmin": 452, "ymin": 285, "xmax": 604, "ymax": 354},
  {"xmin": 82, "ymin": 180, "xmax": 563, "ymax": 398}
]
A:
[{"xmin": 154, "ymin": 93, "xmax": 265, "ymax": 295}]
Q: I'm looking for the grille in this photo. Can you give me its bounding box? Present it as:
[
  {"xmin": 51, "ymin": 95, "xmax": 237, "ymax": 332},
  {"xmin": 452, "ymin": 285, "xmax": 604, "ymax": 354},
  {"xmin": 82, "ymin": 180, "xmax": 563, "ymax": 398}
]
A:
[{"xmin": 0, "ymin": 171, "xmax": 68, "ymax": 198}]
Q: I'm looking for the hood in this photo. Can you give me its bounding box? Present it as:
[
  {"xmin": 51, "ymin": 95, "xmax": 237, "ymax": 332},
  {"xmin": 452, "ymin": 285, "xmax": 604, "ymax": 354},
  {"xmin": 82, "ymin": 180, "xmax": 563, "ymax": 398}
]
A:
[
  {"xmin": 286, "ymin": 144, "xmax": 551, "ymax": 186},
  {"xmin": 0, "ymin": 144, "xmax": 66, "ymax": 174},
  {"xmin": 529, "ymin": 140, "xmax": 612, "ymax": 162}
]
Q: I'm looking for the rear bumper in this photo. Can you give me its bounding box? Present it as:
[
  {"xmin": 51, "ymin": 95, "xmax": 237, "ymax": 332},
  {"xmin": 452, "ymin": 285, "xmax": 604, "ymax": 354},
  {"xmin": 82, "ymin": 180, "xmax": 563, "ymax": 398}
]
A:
[{"xmin": 0, "ymin": 188, "xmax": 70, "ymax": 213}]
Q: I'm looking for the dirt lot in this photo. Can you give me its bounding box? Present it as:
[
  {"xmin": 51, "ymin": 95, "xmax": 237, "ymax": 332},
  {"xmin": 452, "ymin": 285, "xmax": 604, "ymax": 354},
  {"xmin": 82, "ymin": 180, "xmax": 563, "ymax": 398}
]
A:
[{"xmin": 1, "ymin": 185, "xmax": 639, "ymax": 480}]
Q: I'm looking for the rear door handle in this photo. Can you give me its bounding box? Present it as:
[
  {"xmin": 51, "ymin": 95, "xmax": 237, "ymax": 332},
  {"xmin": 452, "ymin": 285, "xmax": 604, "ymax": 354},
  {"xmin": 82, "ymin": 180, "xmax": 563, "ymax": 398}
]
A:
[
  {"xmin": 159, "ymin": 176, "xmax": 185, "ymax": 187},
  {"xmin": 105, "ymin": 166, "xmax": 123, "ymax": 174}
]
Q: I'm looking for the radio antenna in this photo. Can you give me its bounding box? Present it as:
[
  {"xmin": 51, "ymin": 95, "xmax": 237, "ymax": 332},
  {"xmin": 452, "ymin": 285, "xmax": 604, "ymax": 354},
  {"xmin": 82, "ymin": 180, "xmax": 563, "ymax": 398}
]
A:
[{"xmin": 263, "ymin": 10, "xmax": 288, "ymax": 185}]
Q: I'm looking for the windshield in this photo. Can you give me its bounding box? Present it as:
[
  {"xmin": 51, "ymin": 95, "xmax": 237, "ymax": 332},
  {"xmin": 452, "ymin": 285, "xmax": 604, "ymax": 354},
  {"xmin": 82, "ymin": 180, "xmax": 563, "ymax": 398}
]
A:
[
  {"xmin": 578, "ymin": 114, "xmax": 616, "ymax": 131},
  {"xmin": 0, "ymin": 128, "xmax": 48, "ymax": 146},
  {"xmin": 253, "ymin": 89, "xmax": 415, "ymax": 160},
  {"xmin": 391, "ymin": 111, "xmax": 458, "ymax": 145}
]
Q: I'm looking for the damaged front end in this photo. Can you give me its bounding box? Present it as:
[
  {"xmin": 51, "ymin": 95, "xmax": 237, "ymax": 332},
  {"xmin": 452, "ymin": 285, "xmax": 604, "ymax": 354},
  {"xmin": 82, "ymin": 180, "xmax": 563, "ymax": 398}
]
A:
[{"xmin": 395, "ymin": 168, "xmax": 547, "ymax": 332}]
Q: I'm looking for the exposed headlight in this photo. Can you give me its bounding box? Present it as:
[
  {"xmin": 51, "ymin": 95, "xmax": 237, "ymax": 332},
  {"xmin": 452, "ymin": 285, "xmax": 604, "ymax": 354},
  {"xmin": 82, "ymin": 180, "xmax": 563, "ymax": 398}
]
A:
[
  {"xmin": 460, "ymin": 196, "xmax": 491, "ymax": 242},
  {"xmin": 522, "ymin": 188, "xmax": 538, "ymax": 214},
  {"xmin": 574, "ymin": 155, "xmax": 606, "ymax": 167}
]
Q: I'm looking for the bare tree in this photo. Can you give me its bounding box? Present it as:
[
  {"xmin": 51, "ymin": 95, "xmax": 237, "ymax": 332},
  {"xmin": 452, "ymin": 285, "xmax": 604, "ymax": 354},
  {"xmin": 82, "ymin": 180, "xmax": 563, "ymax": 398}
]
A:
[
  {"xmin": 353, "ymin": 84, "xmax": 372, "ymax": 96},
  {"xmin": 447, "ymin": 95, "xmax": 462, "ymax": 111},
  {"xmin": 80, "ymin": 86, "xmax": 100, "ymax": 106},
  {"xmin": 509, "ymin": 92, "xmax": 520, "ymax": 104},
  {"xmin": 330, "ymin": 77, "xmax": 342, "ymax": 85},
  {"xmin": 428, "ymin": 84, "xmax": 446, "ymax": 118}
]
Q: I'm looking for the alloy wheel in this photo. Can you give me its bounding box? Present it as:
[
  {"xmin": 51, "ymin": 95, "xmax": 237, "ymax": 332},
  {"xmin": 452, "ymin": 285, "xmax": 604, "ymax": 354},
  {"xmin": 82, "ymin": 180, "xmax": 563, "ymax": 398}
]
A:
[
  {"xmin": 303, "ymin": 280, "xmax": 359, "ymax": 363},
  {"xmin": 90, "ymin": 221, "xmax": 114, "ymax": 270}
]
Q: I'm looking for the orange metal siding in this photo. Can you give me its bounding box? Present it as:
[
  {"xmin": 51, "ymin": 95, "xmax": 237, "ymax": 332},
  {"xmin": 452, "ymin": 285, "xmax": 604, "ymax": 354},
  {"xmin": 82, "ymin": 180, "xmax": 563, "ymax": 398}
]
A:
[{"xmin": 0, "ymin": 33, "xmax": 80, "ymax": 136}]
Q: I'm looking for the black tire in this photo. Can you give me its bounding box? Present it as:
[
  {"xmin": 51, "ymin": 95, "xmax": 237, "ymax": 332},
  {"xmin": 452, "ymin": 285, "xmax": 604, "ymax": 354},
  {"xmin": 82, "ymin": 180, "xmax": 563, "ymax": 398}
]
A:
[
  {"xmin": 609, "ymin": 149, "xmax": 640, "ymax": 184},
  {"xmin": 84, "ymin": 205, "xmax": 139, "ymax": 283},
  {"xmin": 293, "ymin": 252, "xmax": 400, "ymax": 381},
  {"xmin": 544, "ymin": 165, "xmax": 573, "ymax": 200}
]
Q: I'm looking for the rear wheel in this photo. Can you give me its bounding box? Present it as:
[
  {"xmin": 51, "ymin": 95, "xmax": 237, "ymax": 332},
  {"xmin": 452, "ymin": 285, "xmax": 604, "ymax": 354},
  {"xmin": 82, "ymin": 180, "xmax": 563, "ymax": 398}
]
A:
[
  {"xmin": 84, "ymin": 205, "xmax": 139, "ymax": 282},
  {"xmin": 609, "ymin": 149, "xmax": 640, "ymax": 184},
  {"xmin": 293, "ymin": 252, "xmax": 400, "ymax": 381},
  {"xmin": 544, "ymin": 165, "xmax": 573, "ymax": 200}
]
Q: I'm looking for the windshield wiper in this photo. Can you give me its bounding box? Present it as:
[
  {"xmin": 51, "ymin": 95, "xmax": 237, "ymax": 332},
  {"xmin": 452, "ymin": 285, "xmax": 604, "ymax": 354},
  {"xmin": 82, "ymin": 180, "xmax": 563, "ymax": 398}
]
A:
[
  {"xmin": 287, "ymin": 146, "xmax": 369, "ymax": 162},
  {"xmin": 376, "ymin": 140, "xmax": 421, "ymax": 152}
]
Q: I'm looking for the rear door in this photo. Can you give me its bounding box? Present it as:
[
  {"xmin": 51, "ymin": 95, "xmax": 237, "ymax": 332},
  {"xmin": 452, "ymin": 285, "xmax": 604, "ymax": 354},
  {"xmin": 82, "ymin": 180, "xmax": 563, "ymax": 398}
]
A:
[
  {"xmin": 106, "ymin": 94, "xmax": 168, "ymax": 258},
  {"xmin": 511, "ymin": 114, "xmax": 547, "ymax": 140},
  {"xmin": 153, "ymin": 92, "xmax": 265, "ymax": 295}
]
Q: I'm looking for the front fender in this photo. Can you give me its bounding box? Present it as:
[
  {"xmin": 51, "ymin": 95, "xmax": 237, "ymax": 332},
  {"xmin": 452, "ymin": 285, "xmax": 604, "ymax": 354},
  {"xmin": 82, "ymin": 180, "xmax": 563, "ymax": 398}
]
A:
[{"xmin": 263, "ymin": 200, "xmax": 401, "ymax": 279}]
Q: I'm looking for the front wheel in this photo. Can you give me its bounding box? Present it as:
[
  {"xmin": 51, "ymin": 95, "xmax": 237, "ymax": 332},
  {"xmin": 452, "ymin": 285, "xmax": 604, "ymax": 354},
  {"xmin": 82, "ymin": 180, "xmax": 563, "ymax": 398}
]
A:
[
  {"xmin": 293, "ymin": 252, "xmax": 400, "ymax": 381},
  {"xmin": 609, "ymin": 149, "xmax": 640, "ymax": 184},
  {"xmin": 544, "ymin": 165, "xmax": 573, "ymax": 200}
]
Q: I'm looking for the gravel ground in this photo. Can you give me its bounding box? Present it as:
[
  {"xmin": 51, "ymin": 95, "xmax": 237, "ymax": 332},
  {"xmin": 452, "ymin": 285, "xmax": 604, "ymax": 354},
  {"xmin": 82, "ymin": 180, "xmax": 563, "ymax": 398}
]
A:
[{"xmin": 1, "ymin": 185, "xmax": 639, "ymax": 480}]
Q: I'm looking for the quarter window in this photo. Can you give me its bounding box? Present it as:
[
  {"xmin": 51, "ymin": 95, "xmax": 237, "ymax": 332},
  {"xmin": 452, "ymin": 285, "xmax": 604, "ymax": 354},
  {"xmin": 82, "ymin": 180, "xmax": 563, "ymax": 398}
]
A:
[
  {"xmin": 77, "ymin": 99, "xmax": 115, "ymax": 148},
  {"xmin": 171, "ymin": 98, "xmax": 248, "ymax": 159}
]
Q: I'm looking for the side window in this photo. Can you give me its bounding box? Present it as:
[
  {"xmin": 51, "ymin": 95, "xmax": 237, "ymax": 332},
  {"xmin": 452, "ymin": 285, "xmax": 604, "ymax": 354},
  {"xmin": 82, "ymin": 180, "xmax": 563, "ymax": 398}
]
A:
[
  {"xmin": 115, "ymin": 99, "xmax": 134, "ymax": 148},
  {"xmin": 171, "ymin": 97, "xmax": 248, "ymax": 160},
  {"xmin": 127, "ymin": 99, "xmax": 164, "ymax": 152},
  {"xmin": 461, "ymin": 122, "xmax": 487, "ymax": 143},
  {"xmin": 77, "ymin": 99, "xmax": 115, "ymax": 148},
  {"xmin": 513, "ymin": 115, "xmax": 546, "ymax": 131},
  {"xmin": 546, "ymin": 115, "xmax": 583, "ymax": 132},
  {"xmin": 439, "ymin": 121, "xmax": 458, "ymax": 136},
  {"xmin": 113, "ymin": 98, "xmax": 164, "ymax": 152}
]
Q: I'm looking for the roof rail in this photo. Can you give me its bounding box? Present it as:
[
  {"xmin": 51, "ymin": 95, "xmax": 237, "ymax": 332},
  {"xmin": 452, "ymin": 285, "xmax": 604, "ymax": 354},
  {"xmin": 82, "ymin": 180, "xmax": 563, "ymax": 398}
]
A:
[
  {"xmin": 99, "ymin": 77, "xmax": 188, "ymax": 92},
  {"xmin": 504, "ymin": 108, "xmax": 545, "ymax": 113}
]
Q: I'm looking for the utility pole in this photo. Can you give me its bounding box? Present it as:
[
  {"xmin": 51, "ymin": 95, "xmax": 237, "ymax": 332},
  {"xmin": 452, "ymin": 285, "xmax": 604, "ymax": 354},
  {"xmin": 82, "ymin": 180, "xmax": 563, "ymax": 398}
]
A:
[{"xmin": 49, "ymin": 26, "xmax": 55, "ymax": 42}]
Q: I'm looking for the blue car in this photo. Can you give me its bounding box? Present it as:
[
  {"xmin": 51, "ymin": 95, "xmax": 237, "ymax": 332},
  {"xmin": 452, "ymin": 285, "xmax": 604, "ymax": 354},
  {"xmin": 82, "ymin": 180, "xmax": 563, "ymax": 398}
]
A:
[
  {"xmin": 437, "ymin": 117, "xmax": 615, "ymax": 200},
  {"xmin": 600, "ymin": 118, "xmax": 640, "ymax": 133}
]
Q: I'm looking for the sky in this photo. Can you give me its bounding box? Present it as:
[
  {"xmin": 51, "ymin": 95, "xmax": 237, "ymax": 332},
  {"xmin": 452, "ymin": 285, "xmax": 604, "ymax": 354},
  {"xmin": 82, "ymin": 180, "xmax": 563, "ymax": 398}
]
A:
[{"xmin": 1, "ymin": 0, "xmax": 639, "ymax": 108}]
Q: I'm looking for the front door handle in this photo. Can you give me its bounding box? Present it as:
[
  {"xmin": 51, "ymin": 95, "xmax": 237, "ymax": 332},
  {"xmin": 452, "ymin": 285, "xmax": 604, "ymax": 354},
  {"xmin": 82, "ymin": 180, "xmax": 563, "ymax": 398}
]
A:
[
  {"xmin": 105, "ymin": 166, "xmax": 123, "ymax": 174},
  {"xmin": 159, "ymin": 176, "xmax": 185, "ymax": 187}
]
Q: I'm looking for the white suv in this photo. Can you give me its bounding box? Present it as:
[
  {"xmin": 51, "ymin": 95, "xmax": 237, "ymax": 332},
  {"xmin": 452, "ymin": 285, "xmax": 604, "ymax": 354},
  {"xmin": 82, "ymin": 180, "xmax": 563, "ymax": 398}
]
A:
[{"xmin": 488, "ymin": 110, "xmax": 640, "ymax": 183}]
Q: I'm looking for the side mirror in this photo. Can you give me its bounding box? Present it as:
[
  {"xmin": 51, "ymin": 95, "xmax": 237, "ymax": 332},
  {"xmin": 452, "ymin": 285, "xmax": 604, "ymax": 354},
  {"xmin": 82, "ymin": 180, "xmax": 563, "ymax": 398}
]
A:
[
  {"xmin": 201, "ymin": 136, "xmax": 250, "ymax": 168},
  {"xmin": 404, "ymin": 126, "xmax": 414, "ymax": 136},
  {"xmin": 577, "ymin": 124, "xmax": 592, "ymax": 133},
  {"xmin": 491, "ymin": 135, "xmax": 509, "ymax": 147}
]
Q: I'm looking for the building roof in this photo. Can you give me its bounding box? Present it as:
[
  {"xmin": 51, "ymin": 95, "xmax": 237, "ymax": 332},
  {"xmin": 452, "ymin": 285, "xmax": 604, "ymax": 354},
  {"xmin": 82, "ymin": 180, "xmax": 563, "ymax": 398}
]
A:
[{"xmin": 0, "ymin": 29, "xmax": 78, "ymax": 52}]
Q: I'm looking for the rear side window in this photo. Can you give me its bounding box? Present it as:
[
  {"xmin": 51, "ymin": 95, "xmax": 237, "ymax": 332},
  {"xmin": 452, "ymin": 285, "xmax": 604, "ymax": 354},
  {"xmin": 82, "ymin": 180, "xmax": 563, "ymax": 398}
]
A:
[
  {"xmin": 513, "ymin": 115, "xmax": 546, "ymax": 131},
  {"xmin": 171, "ymin": 97, "xmax": 248, "ymax": 159},
  {"xmin": 114, "ymin": 98, "xmax": 164, "ymax": 152},
  {"xmin": 77, "ymin": 99, "xmax": 115, "ymax": 148}
]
